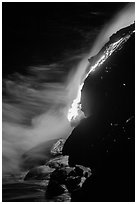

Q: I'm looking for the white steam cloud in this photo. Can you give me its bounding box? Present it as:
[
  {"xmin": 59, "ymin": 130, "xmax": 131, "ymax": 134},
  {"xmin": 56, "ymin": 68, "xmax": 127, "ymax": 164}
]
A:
[{"xmin": 2, "ymin": 3, "xmax": 135, "ymax": 174}]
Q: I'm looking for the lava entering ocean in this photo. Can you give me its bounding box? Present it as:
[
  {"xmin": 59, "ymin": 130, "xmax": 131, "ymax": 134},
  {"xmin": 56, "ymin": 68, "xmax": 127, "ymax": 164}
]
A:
[
  {"xmin": 67, "ymin": 4, "xmax": 135, "ymax": 125},
  {"xmin": 2, "ymin": 3, "xmax": 135, "ymax": 174}
]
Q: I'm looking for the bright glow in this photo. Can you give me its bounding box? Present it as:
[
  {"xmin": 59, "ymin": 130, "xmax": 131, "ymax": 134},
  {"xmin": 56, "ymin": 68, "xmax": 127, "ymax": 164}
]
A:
[
  {"xmin": 67, "ymin": 2, "xmax": 135, "ymax": 124},
  {"xmin": 67, "ymin": 83, "xmax": 84, "ymax": 122},
  {"xmin": 67, "ymin": 33, "xmax": 134, "ymax": 123}
]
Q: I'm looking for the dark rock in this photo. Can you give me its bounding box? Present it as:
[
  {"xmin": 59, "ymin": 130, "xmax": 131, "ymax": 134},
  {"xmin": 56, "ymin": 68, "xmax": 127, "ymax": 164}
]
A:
[
  {"xmin": 50, "ymin": 167, "xmax": 72, "ymax": 184},
  {"xmin": 74, "ymin": 166, "xmax": 83, "ymax": 177},
  {"xmin": 65, "ymin": 176, "xmax": 81, "ymax": 192},
  {"xmin": 24, "ymin": 152, "xmax": 69, "ymax": 181},
  {"xmin": 46, "ymin": 164, "xmax": 91, "ymax": 197},
  {"xmin": 65, "ymin": 166, "xmax": 91, "ymax": 192},
  {"xmin": 62, "ymin": 31, "xmax": 135, "ymax": 201},
  {"xmin": 46, "ymin": 180, "xmax": 66, "ymax": 197},
  {"xmin": 68, "ymin": 165, "xmax": 91, "ymax": 178},
  {"xmin": 23, "ymin": 139, "xmax": 67, "ymax": 181},
  {"xmin": 63, "ymin": 117, "xmax": 110, "ymax": 168},
  {"xmin": 75, "ymin": 165, "xmax": 92, "ymax": 177}
]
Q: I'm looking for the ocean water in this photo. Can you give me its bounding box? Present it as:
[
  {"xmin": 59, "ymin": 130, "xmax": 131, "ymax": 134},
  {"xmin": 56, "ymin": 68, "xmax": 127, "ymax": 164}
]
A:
[
  {"xmin": 3, "ymin": 165, "xmax": 71, "ymax": 202},
  {"xmin": 3, "ymin": 180, "xmax": 47, "ymax": 202}
]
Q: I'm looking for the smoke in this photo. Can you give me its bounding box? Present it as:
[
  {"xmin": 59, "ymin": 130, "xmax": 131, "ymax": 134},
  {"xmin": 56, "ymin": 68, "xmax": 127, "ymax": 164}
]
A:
[
  {"xmin": 88, "ymin": 3, "xmax": 135, "ymax": 59},
  {"xmin": 2, "ymin": 65, "xmax": 74, "ymax": 173},
  {"xmin": 2, "ymin": 3, "xmax": 135, "ymax": 174}
]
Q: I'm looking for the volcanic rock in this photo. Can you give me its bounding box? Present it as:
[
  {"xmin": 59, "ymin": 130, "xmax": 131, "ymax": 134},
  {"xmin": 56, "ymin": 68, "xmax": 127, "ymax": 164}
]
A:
[
  {"xmin": 24, "ymin": 139, "xmax": 68, "ymax": 181},
  {"xmin": 46, "ymin": 164, "xmax": 91, "ymax": 197},
  {"xmin": 46, "ymin": 181, "xmax": 67, "ymax": 197},
  {"xmin": 24, "ymin": 155, "xmax": 69, "ymax": 181},
  {"xmin": 62, "ymin": 25, "xmax": 135, "ymax": 201}
]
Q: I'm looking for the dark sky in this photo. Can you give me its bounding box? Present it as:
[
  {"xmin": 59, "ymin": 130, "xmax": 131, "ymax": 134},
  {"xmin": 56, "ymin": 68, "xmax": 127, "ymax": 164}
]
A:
[{"xmin": 2, "ymin": 2, "xmax": 128, "ymax": 77}]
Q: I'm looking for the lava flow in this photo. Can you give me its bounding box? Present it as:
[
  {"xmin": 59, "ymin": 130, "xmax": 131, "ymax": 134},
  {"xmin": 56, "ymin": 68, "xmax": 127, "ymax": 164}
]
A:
[{"xmin": 67, "ymin": 22, "xmax": 135, "ymax": 124}]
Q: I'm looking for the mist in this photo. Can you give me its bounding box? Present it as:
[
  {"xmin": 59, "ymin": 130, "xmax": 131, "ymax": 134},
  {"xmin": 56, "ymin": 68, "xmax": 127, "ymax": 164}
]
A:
[{"xmin": 2, "ymin": 3, "xmax": 135, "ymax": 174}]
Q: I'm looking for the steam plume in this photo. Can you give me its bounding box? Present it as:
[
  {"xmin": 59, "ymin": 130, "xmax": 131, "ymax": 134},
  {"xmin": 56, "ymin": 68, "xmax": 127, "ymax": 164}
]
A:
[{"xmin": 3, "ymin": 3, "xmax": 135, "ymax": 174}]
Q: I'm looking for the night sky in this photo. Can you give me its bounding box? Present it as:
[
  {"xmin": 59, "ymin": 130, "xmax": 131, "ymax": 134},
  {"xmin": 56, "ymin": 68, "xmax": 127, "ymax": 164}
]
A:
[{"xmin": 3, "ymin": 2, "xmax": 128, "ymax": 77}]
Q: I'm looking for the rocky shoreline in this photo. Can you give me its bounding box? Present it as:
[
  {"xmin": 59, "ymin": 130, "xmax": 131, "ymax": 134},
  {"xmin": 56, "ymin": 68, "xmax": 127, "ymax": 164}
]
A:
[{"xmin": 23, "ymin": 139, "xmax": 92, "ymax": 201}]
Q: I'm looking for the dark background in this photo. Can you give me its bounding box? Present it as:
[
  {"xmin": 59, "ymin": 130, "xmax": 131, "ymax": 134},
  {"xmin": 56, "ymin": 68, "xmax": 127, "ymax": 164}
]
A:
[{"xmin": 3, "ymin": 2, "xmax": 128, "ymax": 77}]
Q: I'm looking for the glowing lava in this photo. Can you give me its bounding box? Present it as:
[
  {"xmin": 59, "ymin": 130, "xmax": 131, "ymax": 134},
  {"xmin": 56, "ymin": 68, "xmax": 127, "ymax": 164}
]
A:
[
  {"xmin": 67, "ymin": 83, "xmax": 84, "ymax": 122},
  {"xmin": 67, "ymin": 24, "xmax": 135, "ymax": 123}
]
